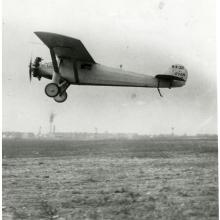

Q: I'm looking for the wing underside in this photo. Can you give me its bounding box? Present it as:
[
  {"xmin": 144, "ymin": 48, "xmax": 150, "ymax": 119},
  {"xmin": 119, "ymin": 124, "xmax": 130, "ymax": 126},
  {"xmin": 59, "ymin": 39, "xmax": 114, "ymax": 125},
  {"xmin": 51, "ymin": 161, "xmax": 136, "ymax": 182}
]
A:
[{"xmin": 34, "ymin": 32, "xmax": 96, "ymax": 64}]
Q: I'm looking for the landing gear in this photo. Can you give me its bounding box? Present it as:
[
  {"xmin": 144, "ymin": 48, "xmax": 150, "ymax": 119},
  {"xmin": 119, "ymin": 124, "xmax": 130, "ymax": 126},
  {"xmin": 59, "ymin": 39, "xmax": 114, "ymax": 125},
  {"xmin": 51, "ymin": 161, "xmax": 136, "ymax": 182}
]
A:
[
  {"xmin": 45, "ymin": 83, "xmax": 59, "ymax": 97},
  {"xmin": 54, "ymin": 91, "xmax": 68, "ymax": 103},
  {"xmin": 45, "ymin": 79, "xmax": 69, "ymax": 103}
]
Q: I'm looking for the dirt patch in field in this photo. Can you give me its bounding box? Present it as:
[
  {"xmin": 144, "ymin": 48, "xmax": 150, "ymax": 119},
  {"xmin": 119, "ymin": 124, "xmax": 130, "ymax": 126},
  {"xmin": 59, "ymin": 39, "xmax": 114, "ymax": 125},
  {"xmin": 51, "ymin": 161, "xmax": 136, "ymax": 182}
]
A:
[{"xmin": 2, "ymin": 138, "xmax": 218, "ymax": 219}]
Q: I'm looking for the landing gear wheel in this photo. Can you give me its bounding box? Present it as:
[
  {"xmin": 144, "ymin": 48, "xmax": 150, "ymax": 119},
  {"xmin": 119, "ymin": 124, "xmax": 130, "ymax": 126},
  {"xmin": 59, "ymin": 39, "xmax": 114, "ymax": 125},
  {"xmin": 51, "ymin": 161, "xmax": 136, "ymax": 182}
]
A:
[
  {"xmin": 45, "ymin": 83, "xmax": 59, "ymax": 97},
  {"xmin": 54, "ymin": 92, "xmax": 68, "ymax": 103}
]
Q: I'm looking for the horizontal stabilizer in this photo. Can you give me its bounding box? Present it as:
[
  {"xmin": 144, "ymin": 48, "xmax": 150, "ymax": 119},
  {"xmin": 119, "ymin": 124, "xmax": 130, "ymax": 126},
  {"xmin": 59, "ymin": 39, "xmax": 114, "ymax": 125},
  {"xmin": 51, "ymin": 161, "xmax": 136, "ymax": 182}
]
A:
[
  {"xmin": 155, "ymin": 74, "xmax": 185, "ymax": 81},
  {"xmin": 156, "ymin": 64, "xmax": 188, "ymax": 82}
]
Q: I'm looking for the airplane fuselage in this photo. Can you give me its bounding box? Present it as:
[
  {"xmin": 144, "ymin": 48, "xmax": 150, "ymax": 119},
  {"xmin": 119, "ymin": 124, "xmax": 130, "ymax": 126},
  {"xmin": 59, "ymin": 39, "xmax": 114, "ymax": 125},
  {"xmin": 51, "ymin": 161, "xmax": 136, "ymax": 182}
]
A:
[{"xmin": 39, "ymin": 61, "xmax": 186, "ymax": 88}]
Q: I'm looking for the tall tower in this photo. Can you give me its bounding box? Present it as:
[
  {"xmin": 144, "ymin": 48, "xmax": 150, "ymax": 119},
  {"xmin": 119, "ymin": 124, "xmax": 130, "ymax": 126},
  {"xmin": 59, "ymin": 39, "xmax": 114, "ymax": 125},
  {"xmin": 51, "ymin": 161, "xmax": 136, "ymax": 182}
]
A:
[
  {"xmin": 94, "ymin": 127, "xmax": 98, "ymax": 139},
  {"xmin": 49, "ymin": 113, "xmax": 55, "ymax": 134},
  {"xmin": 171, "ymin": 127, "xmax": 174, "ymax": 136},
  {"xmin": 38, "ymin": 126, "xmax": 42, "ymax": 136}
]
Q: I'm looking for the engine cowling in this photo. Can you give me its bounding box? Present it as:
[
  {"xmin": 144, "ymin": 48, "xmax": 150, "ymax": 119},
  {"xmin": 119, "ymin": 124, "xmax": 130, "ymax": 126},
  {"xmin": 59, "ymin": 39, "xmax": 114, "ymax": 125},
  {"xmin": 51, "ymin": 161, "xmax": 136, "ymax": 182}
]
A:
[{"xmin": 29, "ymin": 57, "xmax": 53, "ymax": 81}]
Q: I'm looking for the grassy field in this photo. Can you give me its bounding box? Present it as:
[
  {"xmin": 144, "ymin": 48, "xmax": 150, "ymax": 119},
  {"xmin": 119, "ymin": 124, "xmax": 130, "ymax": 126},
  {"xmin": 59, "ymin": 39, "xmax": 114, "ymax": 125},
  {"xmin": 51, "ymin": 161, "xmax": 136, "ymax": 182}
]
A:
[{"xmin": 2, "ymin": 138, "xmax": 218, "ymax": 219}]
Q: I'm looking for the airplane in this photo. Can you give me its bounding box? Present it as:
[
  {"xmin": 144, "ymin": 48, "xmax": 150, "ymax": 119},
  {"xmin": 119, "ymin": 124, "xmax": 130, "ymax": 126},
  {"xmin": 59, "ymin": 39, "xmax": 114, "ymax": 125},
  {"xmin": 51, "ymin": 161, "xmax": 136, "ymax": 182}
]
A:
[{"xmin": 29, "ymin": 32, "xmax": 188, "ymax": 103}]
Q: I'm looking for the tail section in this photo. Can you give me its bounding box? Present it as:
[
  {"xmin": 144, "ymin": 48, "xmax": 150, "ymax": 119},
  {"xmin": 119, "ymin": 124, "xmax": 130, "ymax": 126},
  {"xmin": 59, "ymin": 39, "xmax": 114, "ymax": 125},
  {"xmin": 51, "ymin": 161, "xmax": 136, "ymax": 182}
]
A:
[
  {"xmin": 155, "ymin": 64, "xmax": 188, "ymax": 97},
  {"xmin": 156, "ymin": 64, "xmax": 188, "ymax": 88}
]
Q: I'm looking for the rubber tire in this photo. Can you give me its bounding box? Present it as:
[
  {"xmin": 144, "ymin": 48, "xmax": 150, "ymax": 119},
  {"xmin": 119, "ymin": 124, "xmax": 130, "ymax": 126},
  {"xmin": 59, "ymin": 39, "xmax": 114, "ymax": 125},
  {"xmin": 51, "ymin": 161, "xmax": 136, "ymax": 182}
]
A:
[
  {"xmin": 54, "ymin": 92, "xmax": 68, "ymax": 103},
  {"xmin": 45, "ymin": 83, "xmax": 59, "ymax": 97}
]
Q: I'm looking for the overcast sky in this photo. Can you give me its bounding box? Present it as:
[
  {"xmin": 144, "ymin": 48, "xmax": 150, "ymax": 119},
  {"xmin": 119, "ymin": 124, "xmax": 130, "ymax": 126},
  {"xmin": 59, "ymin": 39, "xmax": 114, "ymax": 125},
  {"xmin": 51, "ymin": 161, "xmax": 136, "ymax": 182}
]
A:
[{"xmin": 2, "ymin": 0, "xmax": 216, "ymax": 135}]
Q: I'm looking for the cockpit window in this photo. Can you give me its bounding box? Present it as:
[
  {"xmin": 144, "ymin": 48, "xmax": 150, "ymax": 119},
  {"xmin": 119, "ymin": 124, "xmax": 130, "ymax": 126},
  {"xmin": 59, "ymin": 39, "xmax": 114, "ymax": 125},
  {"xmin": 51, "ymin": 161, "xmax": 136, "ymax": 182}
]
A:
[{"xmin": 81, "ymin": 63, "xmax": 92, "ymax": 70}]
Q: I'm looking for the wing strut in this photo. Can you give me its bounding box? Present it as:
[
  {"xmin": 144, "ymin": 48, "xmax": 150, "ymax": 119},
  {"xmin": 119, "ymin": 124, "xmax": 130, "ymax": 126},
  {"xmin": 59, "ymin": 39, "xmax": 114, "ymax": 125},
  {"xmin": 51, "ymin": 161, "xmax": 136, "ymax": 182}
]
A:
[
  {"xmin": 50, "ymin": 49, "xmax": 59, "ymax": 74},
  {"xmin": 157, "ymin": 79, "xmax": 163, "ymax": 97},
  {"xmin": 73, "ymin": 61, "xmax": 79, "ymax": 84}
]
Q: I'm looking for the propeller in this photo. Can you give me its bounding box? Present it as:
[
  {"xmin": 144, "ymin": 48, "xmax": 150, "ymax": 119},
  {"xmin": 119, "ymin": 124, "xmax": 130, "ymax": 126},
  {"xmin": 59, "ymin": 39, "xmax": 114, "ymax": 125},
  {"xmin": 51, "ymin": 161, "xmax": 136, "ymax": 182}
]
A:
[
  {"xmin": 28, "ymin": 57, "xmax": 43, "ymax": 82},
  {"xmin": 29, "ymin": 58, "xmax": 33, "ymax": 82}
]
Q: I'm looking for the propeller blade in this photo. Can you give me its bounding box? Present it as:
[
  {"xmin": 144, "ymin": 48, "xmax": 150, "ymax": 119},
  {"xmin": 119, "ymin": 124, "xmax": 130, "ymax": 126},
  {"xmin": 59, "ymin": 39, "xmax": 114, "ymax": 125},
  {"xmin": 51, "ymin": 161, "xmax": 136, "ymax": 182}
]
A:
[{"xmin": 29, "ymin": 58, "xmax": 32, "ymax": 82}]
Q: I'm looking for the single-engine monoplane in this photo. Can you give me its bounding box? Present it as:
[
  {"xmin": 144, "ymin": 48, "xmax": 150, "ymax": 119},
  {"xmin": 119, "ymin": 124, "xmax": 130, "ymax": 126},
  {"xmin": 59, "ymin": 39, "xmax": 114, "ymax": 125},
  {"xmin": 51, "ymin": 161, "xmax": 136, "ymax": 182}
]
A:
[{"xmin": 29, "ymin": 32, "xmax": 188, "ymax": 102}]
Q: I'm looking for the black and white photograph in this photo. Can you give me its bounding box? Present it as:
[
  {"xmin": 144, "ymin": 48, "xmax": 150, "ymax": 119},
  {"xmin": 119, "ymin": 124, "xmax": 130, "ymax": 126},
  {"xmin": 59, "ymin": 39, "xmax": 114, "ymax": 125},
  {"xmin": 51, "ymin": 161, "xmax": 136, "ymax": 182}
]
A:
[{"xmin": 2, "ymin": 0, "xmax": 218, "ymax": 219}]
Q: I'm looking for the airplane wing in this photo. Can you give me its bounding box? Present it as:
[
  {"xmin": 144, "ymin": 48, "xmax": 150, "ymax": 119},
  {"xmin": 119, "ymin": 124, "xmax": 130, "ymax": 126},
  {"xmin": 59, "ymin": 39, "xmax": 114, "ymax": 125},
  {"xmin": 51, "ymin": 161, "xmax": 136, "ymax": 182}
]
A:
[{"xmin": 34, "ymin": 32, "xmax": 96, "ymax": 64}]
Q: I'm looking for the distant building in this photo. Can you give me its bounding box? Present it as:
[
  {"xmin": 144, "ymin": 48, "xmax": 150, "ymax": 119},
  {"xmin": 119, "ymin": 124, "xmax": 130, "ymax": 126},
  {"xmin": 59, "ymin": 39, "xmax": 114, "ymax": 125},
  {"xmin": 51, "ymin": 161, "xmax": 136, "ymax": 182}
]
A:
[
  {"xmin": 2, "ymin": 132, "xmax": 35, "ymax": 139},
  {"xmin": 44, "ymin": 132, "xmax": 139, "ymax": 140}
]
